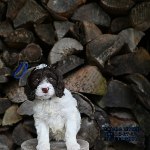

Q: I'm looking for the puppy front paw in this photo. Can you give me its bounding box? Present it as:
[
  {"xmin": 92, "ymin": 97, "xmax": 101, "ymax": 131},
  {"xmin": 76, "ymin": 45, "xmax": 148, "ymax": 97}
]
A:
[
  {"xmin": 66, "ymin": 142, "xmax": 80, "ymax": 150},
  {"xmin": 36, "ymin": 143, "xmax": 50, "ymax": 150}
]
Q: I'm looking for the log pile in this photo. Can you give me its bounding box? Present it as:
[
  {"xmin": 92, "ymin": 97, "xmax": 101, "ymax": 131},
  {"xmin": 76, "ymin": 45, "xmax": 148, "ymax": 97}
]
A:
[{"xmin": 0, "ymin": 0, "xmax": 150, "ymax": 150}]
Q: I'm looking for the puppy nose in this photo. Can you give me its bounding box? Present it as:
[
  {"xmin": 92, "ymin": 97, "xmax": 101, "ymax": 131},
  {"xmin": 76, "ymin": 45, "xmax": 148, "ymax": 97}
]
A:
[{"xmin": 42, "ymin": 87, "xmax": 49, "ymax": 93}]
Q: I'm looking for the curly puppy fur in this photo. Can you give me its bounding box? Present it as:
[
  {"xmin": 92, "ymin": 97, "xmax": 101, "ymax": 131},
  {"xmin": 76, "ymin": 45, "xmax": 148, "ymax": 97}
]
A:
[
  {"xmin": 24, "ymin": 64, "xmax": 81, "ymax": 150},
  {"xmin": 24, "ymin": 66, "xmax": 65, "ymax": 100}
]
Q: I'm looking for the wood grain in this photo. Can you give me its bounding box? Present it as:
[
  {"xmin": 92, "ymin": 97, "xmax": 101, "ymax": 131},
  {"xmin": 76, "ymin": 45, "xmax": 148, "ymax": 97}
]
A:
[
  {"xmin": 64, "ymin": 65, "xmax": 107, "ymax": 95},
  {"xmin": 72, "ymin": 3, "xmax": 111, "ymax": 27}
]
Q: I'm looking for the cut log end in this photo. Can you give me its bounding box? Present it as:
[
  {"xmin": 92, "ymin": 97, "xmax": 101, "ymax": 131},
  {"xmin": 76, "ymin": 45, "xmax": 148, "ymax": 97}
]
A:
[
  {"xmin": 47, "ymin": 0, "xmax": 86, "ymax": 18},
  {"xmin": 34, "ymin": 24, "xmax": 56, "ymax": 46},
  {"xmin": 48, "ymin": 38, "xmax": 83, "ymax": 65},
  {"xmin": 13, "ymin": 0, "xmax": 48, "ymax": 28},
  {"xmin": 129, "ymin": 2, "xmax": 150, "ymax": 31},
  {"xmin": 79, "ymin": 21, "xmax": 102, "ymax": 45},
  {"xmin": 21, "ymin": 139, "xmax": 89, "ymax": 150},
  {"xmin": 6, "ymin": 0, "xmax": 27, "ymax": 20},
  {"xmin": 54, "ymin": 21, "xmax": 74, "ymax": 40},
  {"xmin": 77, "ymin": 117, "xmax": 99, "ymax": 147},
  {"xmin": 56, "ymin": 55, "xmax": 84, "ymax": 75},
  {"xmin": 22, "ymin": 43, "xmax": 43, "ymax": 63},
  {"xmin": 64, "ymin": 65, "xmax": 107, "ymax": 95},
  {"xmin": 100, "ymin": 0, "xmax": 135, "ymax": 15},
  {"xmin": 4, "ymin": 28, "xmax": 35, "ymax": 49},
  {"xmin": 118, "ymin": 28, "xmax": 145, "ymax": 52},
  {"xmin": 12, "ymin": 123, "xmax": 33, "ymax": 146},
  {"xmin": 110, "ymin": 17, "xmax": 132, "ymax": 33},
  {"xmin": 86, "ymin": 34, "xmax": 124, "ymax": 68},
  {"xmin": 71, "ymin": 3, "xmax": 111, "ymax": 27},
  {"xmin": 2, "ymin": 105, "xmax": 22, "ymax": 126}
]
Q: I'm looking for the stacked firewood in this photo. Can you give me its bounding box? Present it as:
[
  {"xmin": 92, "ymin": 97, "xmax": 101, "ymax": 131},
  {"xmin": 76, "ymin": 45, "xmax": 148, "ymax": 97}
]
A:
[{"xmin": 0, "ymin": 0, "xmax": 150, "ymax": 149}]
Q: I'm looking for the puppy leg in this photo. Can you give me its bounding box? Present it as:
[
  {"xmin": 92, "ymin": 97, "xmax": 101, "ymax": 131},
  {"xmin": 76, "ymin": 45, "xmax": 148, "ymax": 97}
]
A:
[
  {"xmin": 65, "ymin": 113, "xmax": 81, "ymax": 150},
  {"xmin": 35, "ymin": 119, "xmax": 50, "ymax": 150}
]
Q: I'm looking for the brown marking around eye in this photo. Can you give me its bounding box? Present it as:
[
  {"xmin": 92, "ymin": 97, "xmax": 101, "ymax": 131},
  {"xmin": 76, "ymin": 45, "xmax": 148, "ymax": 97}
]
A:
[
  {"xmin": 32, "ymin": 78, "xmax": 40, "ymax": 82},
  {"xmin": 47, "ymin": 77, "xmax": 57, "ymax": 88},
  {"xmin": 29, "ymin": 69, "xmax": 43, "ymax": 89},
  {"xmin": 43, "ymin": 70, "xmax": 57, "ymax": 80}
]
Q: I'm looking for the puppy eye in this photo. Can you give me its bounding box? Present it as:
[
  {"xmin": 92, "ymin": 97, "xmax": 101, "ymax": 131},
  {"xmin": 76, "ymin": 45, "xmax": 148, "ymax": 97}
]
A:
[
  {"xmin": 49, "ymin": 78, "xmax": 53, "ymax": 81},
  {"xmin": 34, "ymin": 79, "xmax": 39, "ymax": 82}
]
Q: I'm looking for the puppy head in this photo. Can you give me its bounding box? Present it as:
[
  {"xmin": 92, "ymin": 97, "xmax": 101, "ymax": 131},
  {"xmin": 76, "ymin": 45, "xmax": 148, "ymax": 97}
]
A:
[{"xmin": 24, "ymin": 64, "xmax": 65, "ymax": 101}]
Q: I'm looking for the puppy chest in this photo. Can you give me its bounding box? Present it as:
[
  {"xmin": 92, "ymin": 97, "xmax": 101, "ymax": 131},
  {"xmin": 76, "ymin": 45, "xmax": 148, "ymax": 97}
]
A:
[{"xmin": 35, "ymin": 103, "xmax": 66, "ymax": 128}]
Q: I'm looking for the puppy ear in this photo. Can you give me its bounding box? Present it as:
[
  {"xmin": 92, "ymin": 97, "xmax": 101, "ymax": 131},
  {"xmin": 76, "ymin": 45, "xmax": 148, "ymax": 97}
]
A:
[
  {"xmin": 24, "ymin": 78, "xmax": 35, "ymax": 101},
  {"xmin": 54, "ymin": 70, "xmax": 65, "ymax": 98},
  {"xmin": 24, "ymin": 69, "xmax": 36, "ymax": 101}
]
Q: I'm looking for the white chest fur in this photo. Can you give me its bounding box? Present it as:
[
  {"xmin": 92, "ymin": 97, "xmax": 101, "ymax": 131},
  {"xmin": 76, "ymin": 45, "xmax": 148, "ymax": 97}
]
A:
[
  {"xmin": 33, "ymin": 89, "xmax": 81, "ymax": 141},
  {"xmin": 34, "ymin": 99, "xmax": 66, "ymax": 129}
]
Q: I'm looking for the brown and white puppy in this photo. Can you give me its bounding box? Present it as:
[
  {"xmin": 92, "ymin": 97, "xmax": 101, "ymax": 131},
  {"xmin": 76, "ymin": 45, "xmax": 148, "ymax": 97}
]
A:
[{"xmin": 24, "ymin": 64, "xmax": 81, "ymax": 150}]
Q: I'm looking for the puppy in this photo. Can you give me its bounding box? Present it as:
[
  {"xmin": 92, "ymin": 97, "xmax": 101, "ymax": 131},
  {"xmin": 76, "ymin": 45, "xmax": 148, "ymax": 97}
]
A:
[{"xmin": 24, "ymin": 64, "xmax": 81, "ymax": 150}]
